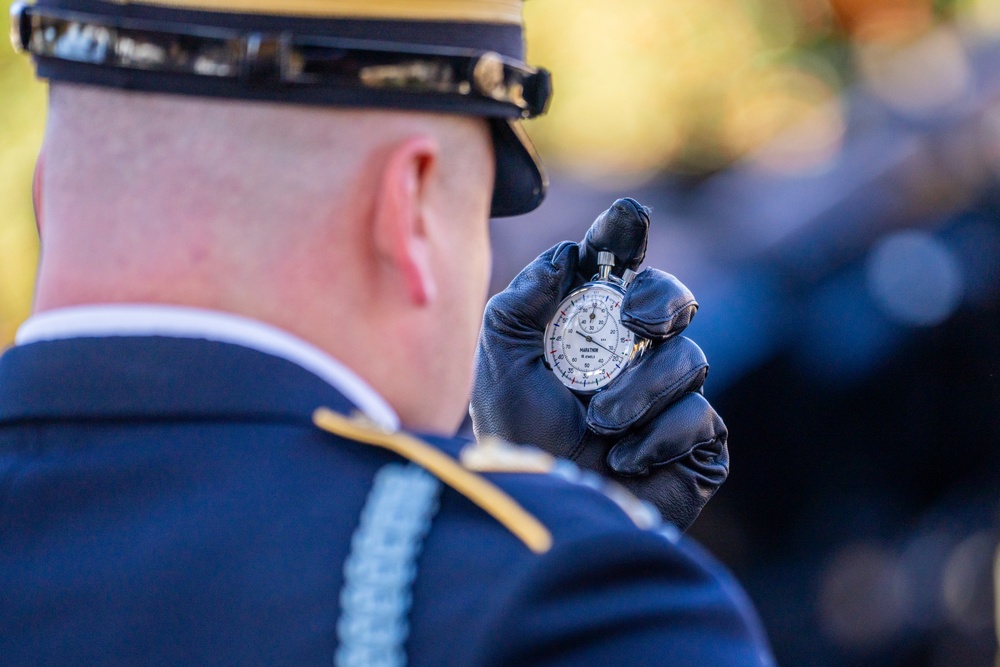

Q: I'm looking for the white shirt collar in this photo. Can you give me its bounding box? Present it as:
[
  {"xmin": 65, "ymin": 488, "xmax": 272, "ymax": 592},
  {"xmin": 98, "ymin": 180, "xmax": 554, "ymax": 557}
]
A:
[{"xmin": 15, "ymin": 304, "xmax": 400, "ymax": 431}]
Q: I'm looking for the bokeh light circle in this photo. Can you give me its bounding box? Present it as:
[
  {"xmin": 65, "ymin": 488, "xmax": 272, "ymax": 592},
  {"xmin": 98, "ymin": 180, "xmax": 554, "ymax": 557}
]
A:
[{"xmin": 866, "ymin": 230, "xmax": 964, "ymax": 327}]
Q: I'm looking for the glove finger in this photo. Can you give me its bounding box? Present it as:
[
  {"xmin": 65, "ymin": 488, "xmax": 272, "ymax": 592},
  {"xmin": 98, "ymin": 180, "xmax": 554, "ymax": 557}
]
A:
[
  {"xmin": 587, "ymin": 336, "xmax": 708, "ymax": 435},
  {"xmin": 621, "ymin": 268, "xmax": 698, "ymax": 341},
  {"xmin": 470, "ymin": 359, "xmax": 588, "ymax": 457},
  {"xmin": 472, "ymin": 239, "xmax": 588, "ymax": 457},
  {"xmin": 482, "ymin": 240, "xmax": 579, "ymax": 335},
  {"xmin": 474, "ymin": 282, "xmax": 589, "ymax": 451},
  {"xmin": 579, "ymin": 197, "xmax": 650, "ymax": 279},
  {"xmin": 611, "ymin": 452, "xmax": 728, "ymax": 531},
  {"xmin": 606, "ymin": 392, "xmax": 728, "ymax": 476}
]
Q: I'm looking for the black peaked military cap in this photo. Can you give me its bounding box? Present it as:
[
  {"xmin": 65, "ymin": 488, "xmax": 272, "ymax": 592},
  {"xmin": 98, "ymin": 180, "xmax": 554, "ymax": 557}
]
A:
[{"xmin": 9, "ymin": 0, "xmax": 553, "ymax": 217}]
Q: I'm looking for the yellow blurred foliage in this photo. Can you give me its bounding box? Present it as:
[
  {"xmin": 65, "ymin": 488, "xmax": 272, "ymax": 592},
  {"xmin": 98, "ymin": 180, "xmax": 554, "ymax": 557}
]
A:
[
  {"xmin": 523, "ymin": 0, "xmax": 841, "ymax": 180},
  {"xmin": 0, "ymin": 9, "xmax": 45, "ymax": 347}
]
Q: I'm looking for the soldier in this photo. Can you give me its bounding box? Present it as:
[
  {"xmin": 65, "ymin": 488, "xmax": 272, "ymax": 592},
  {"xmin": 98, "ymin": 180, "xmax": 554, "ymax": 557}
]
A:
[{"xmin": 2, "ymin": 1, "xmax": 773, "ymax": 665}]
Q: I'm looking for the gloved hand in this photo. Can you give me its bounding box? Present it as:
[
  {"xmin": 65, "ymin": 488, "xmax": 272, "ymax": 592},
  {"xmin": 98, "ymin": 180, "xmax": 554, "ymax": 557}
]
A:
[{"xmin": 470, "ymin": 198, "xmax": 728, "ymax": 531}]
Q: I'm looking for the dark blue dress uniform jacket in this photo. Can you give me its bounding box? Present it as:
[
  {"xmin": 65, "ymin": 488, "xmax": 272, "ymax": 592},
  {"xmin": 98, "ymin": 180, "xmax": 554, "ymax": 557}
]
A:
[{"xmin": 0, "ymin": 336, "xmax": 774, "ymax": 666}]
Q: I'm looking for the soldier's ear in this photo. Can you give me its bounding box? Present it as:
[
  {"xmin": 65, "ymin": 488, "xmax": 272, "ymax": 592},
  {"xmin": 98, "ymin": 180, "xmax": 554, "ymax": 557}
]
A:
[{"xmin": 372, "ymin": 135, "xmax": 440, "ymax": 306}]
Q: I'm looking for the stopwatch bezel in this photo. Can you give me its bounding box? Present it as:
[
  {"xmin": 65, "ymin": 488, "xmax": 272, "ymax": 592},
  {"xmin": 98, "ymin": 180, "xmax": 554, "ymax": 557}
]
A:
[{"xmin": 542, "ymin": 279, "xmax": 648, "ymax": 395}]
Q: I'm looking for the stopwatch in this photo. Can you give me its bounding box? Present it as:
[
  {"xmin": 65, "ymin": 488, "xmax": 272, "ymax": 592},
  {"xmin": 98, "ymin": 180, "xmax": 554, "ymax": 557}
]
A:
[{"xmin": 543, "ymin": 251, "xmax": 649, "ymax": 394}]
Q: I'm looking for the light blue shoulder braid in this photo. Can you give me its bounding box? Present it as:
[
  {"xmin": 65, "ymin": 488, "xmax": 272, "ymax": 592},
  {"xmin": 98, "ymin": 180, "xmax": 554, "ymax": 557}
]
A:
[{"xmin": 335, "ymin": 463, "xmax": 442, "ymax": 667}]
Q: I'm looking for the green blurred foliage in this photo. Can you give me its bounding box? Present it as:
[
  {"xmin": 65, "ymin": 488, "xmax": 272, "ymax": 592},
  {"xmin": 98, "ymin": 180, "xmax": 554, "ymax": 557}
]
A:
[{"xmin": 0, "ymin": 7, "xmax": 44, "ymax": 347}]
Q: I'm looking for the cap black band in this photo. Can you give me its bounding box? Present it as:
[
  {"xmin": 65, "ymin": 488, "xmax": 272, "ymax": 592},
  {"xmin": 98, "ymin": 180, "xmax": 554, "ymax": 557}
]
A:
[
  {"xmin": 11, "ymin": 0, "xmax": 552, "ymax": 217},
  {"xmin": 13, "ymin": 2, "xmax": 552, "ymax": 119},
  {"xmin": 32, "ymin": 0, "xmax": 527, "ymax": 59}
]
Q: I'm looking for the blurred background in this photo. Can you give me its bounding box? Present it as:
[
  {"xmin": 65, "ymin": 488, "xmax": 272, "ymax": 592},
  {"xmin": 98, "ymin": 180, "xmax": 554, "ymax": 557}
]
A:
[{"xmin": 2, "ymin": 0, "xmax": 999, "ymax": 664}]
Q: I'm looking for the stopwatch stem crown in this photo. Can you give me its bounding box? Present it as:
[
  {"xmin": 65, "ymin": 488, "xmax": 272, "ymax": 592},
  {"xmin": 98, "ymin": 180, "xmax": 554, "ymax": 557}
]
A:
[{"xmin": 597, "ymin": 251, "xmax": 615, "ymax": 282}]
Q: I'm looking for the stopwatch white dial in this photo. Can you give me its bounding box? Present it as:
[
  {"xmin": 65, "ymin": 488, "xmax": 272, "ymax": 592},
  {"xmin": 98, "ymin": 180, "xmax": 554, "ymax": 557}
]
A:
[{"xmin": 543, "ymin": 283, "xmax": 640, "ymax": 394}]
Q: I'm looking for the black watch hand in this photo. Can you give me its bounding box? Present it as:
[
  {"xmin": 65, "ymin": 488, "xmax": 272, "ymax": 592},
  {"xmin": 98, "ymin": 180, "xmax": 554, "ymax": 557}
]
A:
[{"xmin": 575, "ymin": 330, "xmax": 622, "ymax": 360}]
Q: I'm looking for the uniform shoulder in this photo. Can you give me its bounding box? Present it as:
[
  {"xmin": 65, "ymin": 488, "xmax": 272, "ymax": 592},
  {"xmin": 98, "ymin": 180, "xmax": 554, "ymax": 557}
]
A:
[
  {"xmin": 312, "ymin": 407, "xmax": 673, "ymax": 552},
  {"xmin": 433, "ymin": 435, "xmax": 774, "ymax": 666},
  {"xmin": 461, "ymin": 434, "xmax": 674, "ymax": 538},
  {"xmin": 312, "ymin": 409, "xmax": 774, "ymax": 665}
]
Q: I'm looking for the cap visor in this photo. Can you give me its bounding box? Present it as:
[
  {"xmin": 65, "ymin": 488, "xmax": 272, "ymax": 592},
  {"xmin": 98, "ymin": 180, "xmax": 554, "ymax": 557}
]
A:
[{"xmin": 490, "ymin": 119, "xmax": 547, "ymax": 218}]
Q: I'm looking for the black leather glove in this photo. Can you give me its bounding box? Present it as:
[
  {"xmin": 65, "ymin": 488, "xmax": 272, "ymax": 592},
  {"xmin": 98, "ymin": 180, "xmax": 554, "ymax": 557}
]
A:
[{"xmin": 471, "ymin": 198, "xmax": 728, "ymax": 531}]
